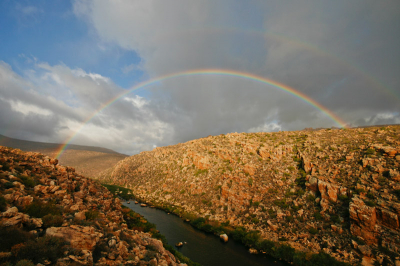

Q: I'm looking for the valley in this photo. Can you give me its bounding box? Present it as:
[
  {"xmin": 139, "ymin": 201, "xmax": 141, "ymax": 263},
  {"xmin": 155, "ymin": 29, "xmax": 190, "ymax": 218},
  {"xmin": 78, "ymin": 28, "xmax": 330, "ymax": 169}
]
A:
[{"xmin": 98, "ymin": 125, "xmax": 400, "ymax": 265}]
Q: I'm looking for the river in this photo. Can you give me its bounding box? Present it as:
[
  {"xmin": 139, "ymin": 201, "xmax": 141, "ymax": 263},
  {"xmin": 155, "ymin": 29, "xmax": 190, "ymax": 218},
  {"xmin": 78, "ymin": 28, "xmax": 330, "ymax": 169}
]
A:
[{"xmin": 124, "ymin": 202, "xmax": 287, "ymax": 266}]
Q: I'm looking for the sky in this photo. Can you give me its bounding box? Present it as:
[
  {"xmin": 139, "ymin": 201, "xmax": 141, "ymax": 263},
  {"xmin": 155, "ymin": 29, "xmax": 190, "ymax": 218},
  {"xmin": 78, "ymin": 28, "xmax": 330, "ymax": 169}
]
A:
[{"xmin": 0, "ymin": 0, "xmax": 399, "ymax": 155}]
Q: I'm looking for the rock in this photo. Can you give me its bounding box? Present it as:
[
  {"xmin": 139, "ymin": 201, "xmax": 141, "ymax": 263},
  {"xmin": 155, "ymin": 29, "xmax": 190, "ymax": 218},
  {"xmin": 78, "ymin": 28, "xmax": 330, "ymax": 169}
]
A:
[
  {"xmin": 220, "ymin": 234, "xmax": 228, "ymax": 242},
  {"xmin": 249, "ymin": 248, "xmax": 258, "ymax": 254},
  {"xmin": 2, "ymin": 206, "xmax": 19, "ymax": 217},
  {"xmin": 46, "ymin": 226, "xmax": 103, "ymax": 251},
  {"xmin": 244, "ymin": 164, "xmax": 256, "ymax": 176},
  {"xmin": 306, "ymin": 176, "xmax": 318, "ymax": 192},
  {"xmin": 108, "ymin": 238, "xmax": 117, "ymax": 247},
  {"xmin": 267, "ymin": 220, "xmax": 278, "ymax": 231},
  {"xmin": 74, "ymin": 210, "xmax": 87, "ymax": 221},
  {"xmin": 349, "ymin": 196, "xmax": 378, "ymax": 244},
  {"xmin": 29, "ymin": 217, "xmax": 43, "ymax": 228},
  {"xmin": 16, "ymin": 195, "xmax": 33, "ymax": 207}
]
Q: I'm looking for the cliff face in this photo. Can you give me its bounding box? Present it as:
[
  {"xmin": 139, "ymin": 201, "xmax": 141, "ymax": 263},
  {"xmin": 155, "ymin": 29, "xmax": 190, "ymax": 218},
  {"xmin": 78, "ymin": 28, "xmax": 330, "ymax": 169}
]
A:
[
  {"xmin": 0, "ymin": 146, "xmax": 184, "ymax": 266},
  {"xmin": 99, "ymin": 126, "xmax": 400, "ymax": 265}
]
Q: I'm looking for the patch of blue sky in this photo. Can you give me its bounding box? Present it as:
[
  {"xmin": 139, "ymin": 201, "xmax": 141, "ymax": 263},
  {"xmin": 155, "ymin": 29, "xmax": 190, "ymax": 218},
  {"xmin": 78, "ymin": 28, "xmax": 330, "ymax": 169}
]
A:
[{"xmin": 0, "ymin": 0, "xmax": 144, "ymax": 89}]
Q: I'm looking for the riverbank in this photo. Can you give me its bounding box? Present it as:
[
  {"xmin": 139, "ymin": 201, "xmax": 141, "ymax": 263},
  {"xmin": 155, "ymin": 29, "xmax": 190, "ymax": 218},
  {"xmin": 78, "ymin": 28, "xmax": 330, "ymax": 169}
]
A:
[
  {"xmin": 103, "ymin": 183, "xmax": 349, "ymax": 266},
  {"xmin": 102, "ymin": 183, "xmax": 201, "ymax": 266},
  {"xmin": 124, "ymin": 201, "xmax": 286, "ymax": 266},
  {"xmin": 131, "ymin": 196, "xmax": 349, "ymax": 266}
]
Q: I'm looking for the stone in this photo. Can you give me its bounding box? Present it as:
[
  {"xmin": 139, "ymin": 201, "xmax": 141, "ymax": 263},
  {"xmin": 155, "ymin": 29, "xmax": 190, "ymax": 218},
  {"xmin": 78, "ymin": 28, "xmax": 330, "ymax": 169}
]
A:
[
  {"xmin": 46, "ymin": 226, "xmax": 103, "ymax": 251},
  {"xmin": 220, "ymin": 234, "xmax": 228, "ymax": 242}
]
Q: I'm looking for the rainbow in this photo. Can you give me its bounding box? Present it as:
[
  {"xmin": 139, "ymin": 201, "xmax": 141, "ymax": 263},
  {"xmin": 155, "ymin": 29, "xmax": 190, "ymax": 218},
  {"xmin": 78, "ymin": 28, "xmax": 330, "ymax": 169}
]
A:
[{"xmin": 55, "ymin": 69, "xmax": 348, "ymax": 159}]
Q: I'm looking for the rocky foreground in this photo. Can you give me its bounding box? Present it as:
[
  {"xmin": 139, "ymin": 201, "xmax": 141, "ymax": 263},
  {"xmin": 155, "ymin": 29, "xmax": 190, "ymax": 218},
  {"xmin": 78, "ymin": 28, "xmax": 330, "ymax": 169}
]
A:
[
  {"xmin": 99, "ymin": 126, "xmax": 400, "ymax": 265},
  {"xmin": 0, "ymin": 146, "xmax": 188, "ymax": 265}
]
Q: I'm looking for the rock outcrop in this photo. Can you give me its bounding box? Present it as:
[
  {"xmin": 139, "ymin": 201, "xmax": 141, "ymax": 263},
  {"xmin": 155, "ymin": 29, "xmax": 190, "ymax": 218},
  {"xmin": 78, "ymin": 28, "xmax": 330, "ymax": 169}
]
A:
[{"xmin": 0, "ymin": 146, "xmax": 185, "ymax": 265}]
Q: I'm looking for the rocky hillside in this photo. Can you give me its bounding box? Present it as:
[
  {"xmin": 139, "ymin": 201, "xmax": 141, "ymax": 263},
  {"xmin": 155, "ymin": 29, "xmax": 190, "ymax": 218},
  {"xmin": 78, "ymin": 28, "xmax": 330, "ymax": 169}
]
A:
[
  {"xmin": 0, "ymin": 146, "xmax": 189, "ymax": 266},
  {"xmin": 99, "ymin": 126, "xmax": 400, "ymax": 265}
]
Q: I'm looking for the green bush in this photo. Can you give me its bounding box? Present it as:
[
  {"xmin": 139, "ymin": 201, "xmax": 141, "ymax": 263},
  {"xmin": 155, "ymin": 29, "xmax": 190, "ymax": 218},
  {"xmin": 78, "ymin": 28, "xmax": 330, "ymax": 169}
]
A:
[
  {"xmin": 275, "ymin": 244, "xmax": 295, "ymax": 262},
  {"xmin": 0, "ymin": 226, "xmax": 34, "ymax": 252},
  {"xmin": 364, "ymin": 200, "xmax": 376, "ymax": 207},
  {"xmin": 242, "ymin": 231, "xmax": 261, "ymax": 247},
  {"xmin": 102, "ymin": 184, "xmax": 134, "ymax": 200},
  {"xmin": 42, "ymin": 214, "xmax": 64, "ymax": 228},
  {"xmin": 85, "ymin": 210, "xmax": 99, "ymax": 220},
  {"xmin": 4, "ymin": 182, "xmax": 14, "ymax": 189},
  {"xmin": 308, "ymin": 227, "xmax": 318, "ymax": 234},
  {"xmin": 231, "ymin": 226, "xmax": 246, "ymax": 242},
  {"xmin": 394, "ymin": 189, "xmax": 400, "ymax": 200},
  {"xmin": 18, "ymin": 176, "xmax": 35, "ymax": 188},
  {"xmin": 313, "ymin": 212, "xmax": 322, "ymax": 221},
  {"xmin": 256, "ymin": 239, "xmax": 274, "ymax": 253},
  {"xmin": 15, "ymin": 260, "xmax": 34, "ymax": 266},
  {"xmin": 12, "ymin": 235, "xmax": 68, "ymax": 264},
  {"xmin": 93, "ymin": 241, "xmax": 108, "ymax": 263},
  {"xmin": 0, "ymin": 195, "xmax": 7, "ymax": 212},
  {"xmin": 24, "ymin": 200, "xmax": 62, "ymax": 218}
]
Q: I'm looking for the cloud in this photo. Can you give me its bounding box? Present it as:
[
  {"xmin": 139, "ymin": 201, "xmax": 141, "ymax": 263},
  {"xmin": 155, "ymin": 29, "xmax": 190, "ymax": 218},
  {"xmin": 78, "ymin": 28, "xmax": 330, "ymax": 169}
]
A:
[
  {"xmin": 0, "ymin": 61, "xmax": 174, "ymax": 154},
  {"xmin": 15, "ymin": 4, "xmax": 43, "ymax": 15},
  {"xmin": 70, "ymin": 0, "xmax": 400, "ymax": 151}
]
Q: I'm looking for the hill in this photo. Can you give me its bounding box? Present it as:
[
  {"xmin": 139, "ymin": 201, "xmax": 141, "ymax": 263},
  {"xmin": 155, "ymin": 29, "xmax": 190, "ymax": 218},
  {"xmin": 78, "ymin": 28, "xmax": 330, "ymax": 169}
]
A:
[
  {"xmin": 0, "ymin": 146, "xmax": 194, "ymax": 265},
  {"xmin": 98, "ymin": 125, "xmax": 400, "ymax": 265},
  {"xmin": 0, "ymin": 134, "xmax": 120, "ymax": 154},
  {"xmin": 0, "ymin": 134, "xmax": 127, "ymax": 177}
]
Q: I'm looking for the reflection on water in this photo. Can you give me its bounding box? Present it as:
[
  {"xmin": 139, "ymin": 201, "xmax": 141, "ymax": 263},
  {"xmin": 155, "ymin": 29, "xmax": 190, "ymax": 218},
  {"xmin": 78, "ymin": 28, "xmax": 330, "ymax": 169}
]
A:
[{"xmin": 124, "ymin": 202, "xmax": 287, "ymax": 266}]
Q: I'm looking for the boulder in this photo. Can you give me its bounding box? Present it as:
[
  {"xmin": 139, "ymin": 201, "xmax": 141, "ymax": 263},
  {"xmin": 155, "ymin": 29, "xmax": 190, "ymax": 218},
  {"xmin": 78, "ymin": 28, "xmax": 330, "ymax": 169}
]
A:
[
  {"xmin": 46, "ymin": 225, "xmax": 103, "ymax": 251},
  {"xmin": 220, "ymin": 234, "xmax": 228, "ymax": 242}
]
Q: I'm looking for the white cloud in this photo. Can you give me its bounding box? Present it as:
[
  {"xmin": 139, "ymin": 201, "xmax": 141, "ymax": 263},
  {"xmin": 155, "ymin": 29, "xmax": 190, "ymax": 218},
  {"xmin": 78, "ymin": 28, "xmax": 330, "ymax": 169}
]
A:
[
  {"xmin": 8, "ymin": 100, "xmax": 53, "ymax": 116},
  {"xmin": 248, "ymin": 122, "xmax": 282, "ymax": 133},
  {"xmin": 0, "ymin": 60, "xmax": 175, "ymax": 154}
]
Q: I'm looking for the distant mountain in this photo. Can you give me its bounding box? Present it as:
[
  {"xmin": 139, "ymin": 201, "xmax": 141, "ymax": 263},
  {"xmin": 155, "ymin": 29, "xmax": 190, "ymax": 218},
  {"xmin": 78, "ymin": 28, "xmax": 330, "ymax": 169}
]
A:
[
  {"xmin": 0, "ymin": 134, "xmax": 127, "ymax": 178},
  {"xmin": 98, "ymin": 125, "xmax": 400, "ymax": 265},
  {"xmin": 0, "ymin": 134, "xmax": 122, "ymax": 155}
]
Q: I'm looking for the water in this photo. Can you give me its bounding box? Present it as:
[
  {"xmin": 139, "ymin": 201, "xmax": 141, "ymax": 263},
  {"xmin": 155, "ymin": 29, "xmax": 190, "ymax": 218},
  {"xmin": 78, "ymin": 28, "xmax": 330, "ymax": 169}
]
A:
[{"xmin": 124, "ymin": 202, "xmax": 287, "ymax": 266}]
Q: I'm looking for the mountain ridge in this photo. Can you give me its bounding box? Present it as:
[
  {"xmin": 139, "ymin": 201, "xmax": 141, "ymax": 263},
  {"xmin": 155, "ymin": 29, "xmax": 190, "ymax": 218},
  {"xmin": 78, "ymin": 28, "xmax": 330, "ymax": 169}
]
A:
[
  {"xmin": 0, "ymin": 134, "xmax": 125, "ymax": 155},
  {"xmin": 0, "ymin": 134, "xmax": 127, "ymax": 178}
]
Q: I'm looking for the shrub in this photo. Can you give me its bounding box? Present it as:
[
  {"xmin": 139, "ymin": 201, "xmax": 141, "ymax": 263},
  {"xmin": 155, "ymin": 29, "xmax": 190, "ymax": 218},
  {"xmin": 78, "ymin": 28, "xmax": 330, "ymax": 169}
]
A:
[
  {"xmin": 4, "ymin": 182, "xmax": 14, "ymax": 189},
  {"xmin": 365, "ymin": 148, "xmax": 375, "ymax": 155},
  {"xmin": 394, "ymin": 189, "xmax": 400, "ymax": 200},
  {"xmin": 0, "ymin": 226, "xmax": 34, "ymax": 252},
  {"xmin": 273, "ymin": 199, "xmax": 288, "ymax": 209},
  {"xmin": 85, "ymin": 210, "xmax": 99, "ymax": 220},
  {"xmin": 242, "ymin": 230, "xmax": 261, "ymax": 247},
  {"xmin": 18, "ymin": 176, "xmax": 35, "ymax": 188},
  {"xmin": 309, "ymin": 252, "xmax": 349, "ymax": 266},
  {"xmin": 232, "ymin": 227, "xmax": 246, "ymax": 242},
  {"xmin": 15, "ymin": 260, "xmax": 34, "ymax": 266},
  {"xmin": 308, "ymin": 227, "xmax": 318, "ymax": 234},
  {"xmin": 0, "ymin": 195, "xmax": 7, "ymax": 212},
  {"xmin": 24, "ymin": 200, "xmax": 62, "ymax": 218},
  {"xmin": 256, "ymin": 239, "xmax": 274, "ymax": 253},
  {"xmin": 275, "ymin": 244, "xmax": 295, "ymax": 262},
  {"xmin": 313, "ymin": 212, "xmax": 322, "ymax": 221},
  {"xmin": 93, "ymin": 241, "xmax": 108, "ymax": 263},
  {"xmin": 12, "ymin": 235, "xmax": 68, "ymax": 264},
  {"xmin": 143, "ymin": 250, "xmax": 157, "ymax": 261},
  {"xmin": 306, "ymin": 194, "xmax": 316, "ymax": 202},
  {"xmin": 42, "ymin": 214, "xmax": 64, "ymax": 228},
  {"xmin": 364, "ymin": 200, "xmax": 376, "ymax": 207}
]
